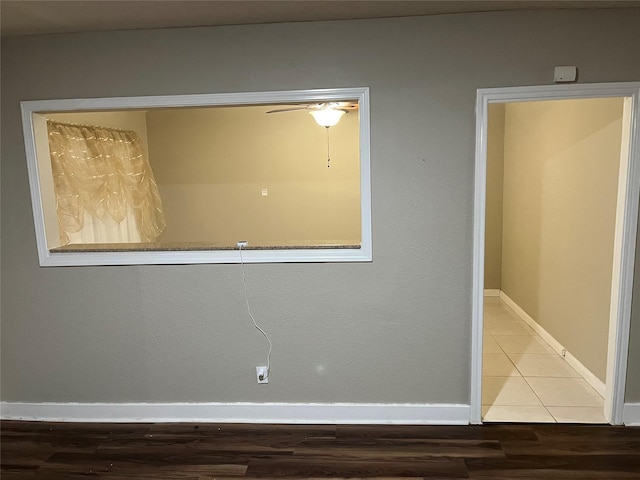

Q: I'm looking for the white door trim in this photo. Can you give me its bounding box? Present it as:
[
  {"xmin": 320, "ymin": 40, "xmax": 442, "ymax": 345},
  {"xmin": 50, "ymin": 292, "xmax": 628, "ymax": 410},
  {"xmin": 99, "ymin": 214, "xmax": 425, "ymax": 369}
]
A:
[{"xmin": 471, "ymin": 82, "xmax": 640, "ymax": 425}]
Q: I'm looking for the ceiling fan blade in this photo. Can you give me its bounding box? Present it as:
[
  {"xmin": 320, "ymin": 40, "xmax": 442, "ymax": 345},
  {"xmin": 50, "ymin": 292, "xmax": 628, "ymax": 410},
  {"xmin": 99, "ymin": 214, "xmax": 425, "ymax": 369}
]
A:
[
  {"xmin": 334, "ymin": 102, "xmax": 359, "ymax": 110},
  {"xmin": 266, "ymin": 102, "xmax": 359, "ymax": 114},
  {"xmin": 266, "ymin": 106, "xmax": 310, "ymax": 114}
]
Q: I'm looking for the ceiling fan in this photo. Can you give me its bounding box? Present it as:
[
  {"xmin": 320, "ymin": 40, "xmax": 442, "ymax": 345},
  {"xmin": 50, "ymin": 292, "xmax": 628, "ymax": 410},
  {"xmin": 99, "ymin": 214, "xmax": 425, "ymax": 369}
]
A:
[
  {"xmin": 266, "ymin": 101, "xmax": 358, "ymax": 168},
  {"xmin": 267, "ymin": 101, "xmax": 358, "ymax": 127}
]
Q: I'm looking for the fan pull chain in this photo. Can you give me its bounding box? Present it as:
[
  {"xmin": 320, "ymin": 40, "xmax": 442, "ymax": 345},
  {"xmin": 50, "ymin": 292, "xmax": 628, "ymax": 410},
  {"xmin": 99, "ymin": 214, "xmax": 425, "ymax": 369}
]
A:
[{"xmin": 326, "ymin": 127, "xmax": 331, "ymax": 168}]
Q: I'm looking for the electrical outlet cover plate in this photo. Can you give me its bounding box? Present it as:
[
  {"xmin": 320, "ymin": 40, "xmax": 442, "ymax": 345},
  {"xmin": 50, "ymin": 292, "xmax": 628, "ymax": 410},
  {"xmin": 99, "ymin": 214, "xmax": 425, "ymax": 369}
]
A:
[
  {"xmin": 554, "ymin": 65, "xmax": 577, "ymax": 82},
  {"xmin": 256, "ymin": 366, "xmax": 269, "ymax": 384}
]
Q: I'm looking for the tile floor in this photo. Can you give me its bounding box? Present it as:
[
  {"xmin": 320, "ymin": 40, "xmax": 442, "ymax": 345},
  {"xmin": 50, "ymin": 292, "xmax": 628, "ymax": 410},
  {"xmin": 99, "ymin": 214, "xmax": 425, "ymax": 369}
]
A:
[{"xmin": 482, "ymin": 296, "xmax": 606, "ymax": 423}]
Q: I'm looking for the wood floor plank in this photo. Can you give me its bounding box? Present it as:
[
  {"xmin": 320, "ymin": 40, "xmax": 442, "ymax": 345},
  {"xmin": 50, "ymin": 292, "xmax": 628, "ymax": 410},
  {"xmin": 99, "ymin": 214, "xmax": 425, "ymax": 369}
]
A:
[
  {"xmin": 97, "ymin": 435, "xmax": 296, "ymax": 455},
  {"xmin": 36, "ymin": 461, "xmax": 247, "ymax": 478},
  {"xmin": 148, "ymin": 423, "xmax": 337, "ymax": 437},
  {"xmin": 533, "ymin": 424, "xmax": 640, "ymax": 441},
  {"xmin": 45, "ymin": 450, "xmax": 252, "ymax": 466},
  {"xmin": 501, "ymin": 439, "xmax": 640, "ymax": 456},
  {"xmin": 2, "ymin": 421, "xmax": 639, "ymax": 478},
  {"xmin": 245, "ymin": 455, "xmax": 470, "ymax": 478},
  {"xmin": 1, "ymin": 421, "xmax": 150, "ymax": 437},
  {"xmin": 0, "ymin": 472, "xmax": 37, "ymax": 480},
  {"xmin": 294, "ymin": 438, "xmax": 505, "ymax": 459},
  {"xmin": 465, "ymin": 454, "xmax": 640, "ymax": 478},
  {"xmin": 0, "ymin": 451, "xmax": 51, "ymax": 470},
  {"xmin": 336, "ymin": 424, "xmax": 538, "ymax": 441}
]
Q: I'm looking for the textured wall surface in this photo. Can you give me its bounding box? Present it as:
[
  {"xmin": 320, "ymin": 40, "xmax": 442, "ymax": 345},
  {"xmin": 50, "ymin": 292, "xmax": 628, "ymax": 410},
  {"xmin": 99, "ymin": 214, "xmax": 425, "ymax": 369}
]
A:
[{"xmin": 2, "ymin": 9, "xmax": 640, "ymax": 405}]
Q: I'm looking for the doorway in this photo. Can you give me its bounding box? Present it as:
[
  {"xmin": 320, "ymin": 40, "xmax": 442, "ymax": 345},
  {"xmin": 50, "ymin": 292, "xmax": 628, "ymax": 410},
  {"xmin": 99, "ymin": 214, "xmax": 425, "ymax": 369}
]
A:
[{"xmin": 471, "ymin": 83, "xmax": 640, "ymax": 425}]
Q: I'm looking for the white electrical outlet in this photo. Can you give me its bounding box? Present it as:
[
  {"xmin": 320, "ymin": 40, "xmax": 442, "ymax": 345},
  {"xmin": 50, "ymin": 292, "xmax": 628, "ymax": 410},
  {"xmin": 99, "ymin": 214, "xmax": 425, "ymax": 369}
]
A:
[
  {"xmin": 256, "ymin": 366, "xmax": 269, "ymax": 384},
  {"xmin": 237, "ymin": 241, "xmax": 248, "ymax": 248}
]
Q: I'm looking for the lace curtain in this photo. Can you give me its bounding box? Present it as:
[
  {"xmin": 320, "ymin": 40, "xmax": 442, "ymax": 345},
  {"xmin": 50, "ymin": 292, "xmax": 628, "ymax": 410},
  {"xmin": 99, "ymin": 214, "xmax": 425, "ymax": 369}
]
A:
[{"xmin": 47, "ymin": 120, "xmax": 166, "ymax": 245}]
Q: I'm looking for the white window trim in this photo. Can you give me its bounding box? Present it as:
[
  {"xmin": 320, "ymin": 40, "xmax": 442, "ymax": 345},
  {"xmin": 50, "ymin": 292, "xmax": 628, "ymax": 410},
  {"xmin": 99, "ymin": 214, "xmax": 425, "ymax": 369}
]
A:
[{"xmin": 21, "ymin": 87, "xmax": 372, "ymax": 266}]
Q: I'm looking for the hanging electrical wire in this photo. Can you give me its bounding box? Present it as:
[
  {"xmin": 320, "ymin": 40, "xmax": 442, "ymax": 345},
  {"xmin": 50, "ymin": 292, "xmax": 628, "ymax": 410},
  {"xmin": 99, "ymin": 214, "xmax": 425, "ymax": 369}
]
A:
[{"xmin": 238, "ymin": 244, "xmax": 273, "ymax": 378}]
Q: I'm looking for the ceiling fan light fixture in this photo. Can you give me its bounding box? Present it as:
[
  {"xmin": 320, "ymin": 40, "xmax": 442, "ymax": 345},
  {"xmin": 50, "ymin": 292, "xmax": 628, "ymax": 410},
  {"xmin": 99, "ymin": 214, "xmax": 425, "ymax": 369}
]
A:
[{"xmin": 310, "ymin": 108, "xmax": 345, "ymax": 127}]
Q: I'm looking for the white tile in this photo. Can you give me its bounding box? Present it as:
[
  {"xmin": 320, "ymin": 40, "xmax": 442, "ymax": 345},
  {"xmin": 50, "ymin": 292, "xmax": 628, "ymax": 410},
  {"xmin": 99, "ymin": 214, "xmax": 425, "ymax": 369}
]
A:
[
  {"xmin": 484, "ymin": 317, "xmax": 516, "ymax": 329},
  {"xmin": 485, "ymin": 320, "xmax": 536, "ymax": 336},
  {"xmin": 493, "ymin": 335, "xmax": 556, "ymax": 354},
  {"xmin": 526, "ymin": 377, "xmax": 604, "ymax": 407},
  {"xmin": 482, "ymin": 405, "xmax": 555, "ymax": 423},
  {"xmin": 483, "ymin": 334, "xmax": 502, "ymax": 353},
  {"xmin": 500, "ymin": 305, "xmax": 521, "ymax": 318},
  {"xmin": 482, "ymin": 376, "xmax": 542, "ymax": 406},
  {"xmin": 508, "ymin": 353, "xmax": 581, "ymax": 377},
  {"xmin": 482, "ymin": 353, "xmax": 519, "ymax": 376},
  {"xmin": 547, "ymin": 406, "xmax": 607, "ymax": 423}
]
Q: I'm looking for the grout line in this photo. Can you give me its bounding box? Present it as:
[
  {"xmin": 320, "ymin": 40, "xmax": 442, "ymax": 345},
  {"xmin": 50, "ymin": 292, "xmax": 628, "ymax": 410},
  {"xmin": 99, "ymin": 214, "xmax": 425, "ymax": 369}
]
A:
[
  {"xmin": 499, "ymin": 292, "xmax": 606, "ymax": 397},
  {"xmin": 521, "ymin": 375, "xmax": 557, "ymax": 423},
  {"xmin": 494, "ymin": 299, "xmax": 598, "ymax": 423},
  {"xmin": 484, "ymin": 297, "xmax": 591, "ymax": 423}
]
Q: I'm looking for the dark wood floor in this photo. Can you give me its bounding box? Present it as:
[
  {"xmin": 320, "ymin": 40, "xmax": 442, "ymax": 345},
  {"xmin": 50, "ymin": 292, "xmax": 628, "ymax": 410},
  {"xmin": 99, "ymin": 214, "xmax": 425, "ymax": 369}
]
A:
[{"xmin": 2, "ymin": 421, "xmax": 640, "ymax": 479}]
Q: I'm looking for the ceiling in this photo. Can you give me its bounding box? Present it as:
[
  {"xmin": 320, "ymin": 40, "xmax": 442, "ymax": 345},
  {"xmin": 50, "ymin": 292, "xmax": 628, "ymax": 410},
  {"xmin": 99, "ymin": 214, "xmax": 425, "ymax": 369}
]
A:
[{"xmin": 2, "ymin": 0, "xmax": 640, "ymax": 38}]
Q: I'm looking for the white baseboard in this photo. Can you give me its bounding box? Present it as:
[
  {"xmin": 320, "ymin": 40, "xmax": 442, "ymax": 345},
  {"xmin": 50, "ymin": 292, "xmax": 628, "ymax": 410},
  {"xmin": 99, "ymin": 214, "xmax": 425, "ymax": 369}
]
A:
[
  {"xmin": 623, "ymin": 403, "xmax": 640, "ymax": 426},
  {"xmin": 484, "ymin": 289, "xmax": 501, "ymax": 297},
  {"xmin": 499, "ymin": 291, "xmax": 606, "ymax": 397},
  {"xmin": 0, "ymin": 402, "xmax": 470, "ymax": 425}
]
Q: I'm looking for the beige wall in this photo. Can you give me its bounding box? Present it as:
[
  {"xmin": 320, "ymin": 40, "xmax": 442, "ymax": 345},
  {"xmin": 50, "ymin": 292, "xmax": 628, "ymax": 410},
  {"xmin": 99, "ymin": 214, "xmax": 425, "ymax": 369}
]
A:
[
  {"xmin": 46, "ymin": 111, "xmax": 150, "ymax": 151},
  {"xmin": 484, "ymin": 103, "xmax": 505, "ymax": 290},
  {"xmin": 2, "ymin": 9, "xmax": 640, "ymax": 406},
  {"xmin": 145, "ymin": 106, "xmax": 360, "ymax": 246},
  {"xmin": 501, "ymin": 98, "xmax": 624, "ymax": 382}
]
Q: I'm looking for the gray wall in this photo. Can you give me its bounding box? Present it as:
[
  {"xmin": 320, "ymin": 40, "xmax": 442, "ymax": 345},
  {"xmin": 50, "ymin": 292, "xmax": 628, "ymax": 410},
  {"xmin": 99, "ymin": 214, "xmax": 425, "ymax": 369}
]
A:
[{"xmin": 2, "ymin": 9, "xmax": 640, "ymax": 405}]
